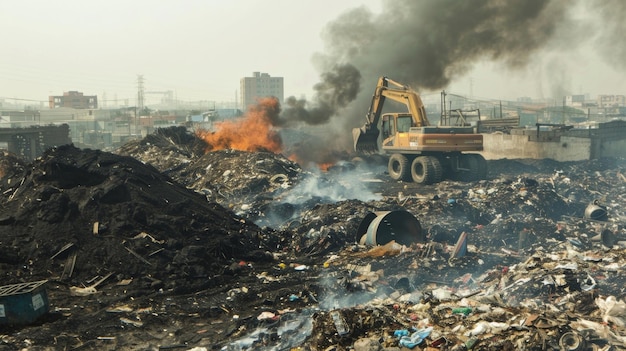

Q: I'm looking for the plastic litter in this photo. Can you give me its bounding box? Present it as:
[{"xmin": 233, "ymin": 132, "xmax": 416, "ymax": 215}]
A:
[
  {"xmin": 452, "ymin": 307, "xmax": 472, "ymax": 316},
  {"xmin": 330, "ymin": 310, "xmax": 349, "ymax": 336},
  {"xmin": 397, "ymin": 326, "xmax": 433, "ymax": 349},
  {"xmin": 393, "ymin": 329, "xmax": 409, "ymax": 337},
  {"xmin": 451, "ymin": 232, "xmax": 468, "ymax": 259}
]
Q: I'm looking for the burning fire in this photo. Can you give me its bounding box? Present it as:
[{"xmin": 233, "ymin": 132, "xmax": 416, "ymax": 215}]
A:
[
  {"xmin": 196, "ymin": 97, "xmax": 340, "ymax": 171},
  {"xmin": 318, "ymin": 162, "xmax": 334, "ymax": 172},
  {"xmin": 196, "ymin": 97, "xmax": 283, "ymax": 153},
  {"xmin": 287, "ymin": 152, "xmax": 338, "ymax": 173}
]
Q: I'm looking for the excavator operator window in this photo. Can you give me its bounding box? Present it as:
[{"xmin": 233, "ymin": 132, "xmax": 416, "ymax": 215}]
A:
[
  {"xmin": 397, "ymin": 115, "xmax": 413, "ymax": 133},
  {"xmin": 382, "ymin": 115, "xmax": 393, "ymax": 138}
]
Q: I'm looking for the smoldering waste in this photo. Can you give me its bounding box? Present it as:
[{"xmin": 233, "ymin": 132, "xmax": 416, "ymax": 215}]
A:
[
  {"xmin": 0, "ymin": 144, "xmax": 276, "ymax": 288},
  {"xmin": 0, "ymin": 128, "xmax": 626, "ymax": 350}
]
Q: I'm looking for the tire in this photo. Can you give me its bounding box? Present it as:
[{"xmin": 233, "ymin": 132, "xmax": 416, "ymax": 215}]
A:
[
  {"xmin": 411, "ymin": 156, "xmax": 435, "ymax": 184},
  {"xmin": 470, "ymin": 154, "xmax": 488, "ymax": 180},
  {"xmin": 426, "ymin": 156, "xmax": 444, "ymax": 183},
  {"xmin": 438, "ymin": 155, "xmax": 454, "ymax": 181},
  {"xmin": 458, "ymin": 153, "xmax": 486, "ymax": 181},
  {"xmin": 388, "ymin": 154, "xmax": 410, "ymax": 181}
]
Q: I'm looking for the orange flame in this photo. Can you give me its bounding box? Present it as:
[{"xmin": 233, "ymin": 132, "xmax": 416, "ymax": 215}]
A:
[
  {"xmin": 318, "ymin": 163, "xmax": 334, "ymax": 172},
  {"xmin": 288, "ymin": 153, "xmax": 335, "ymax": 172},
  {"xmin": 196, "ymin": 97, "xmax": 282, "ymax": 153}
]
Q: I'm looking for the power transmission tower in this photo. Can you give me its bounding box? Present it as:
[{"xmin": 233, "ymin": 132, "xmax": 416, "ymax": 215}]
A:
[{"xmin": 137, "ymin": 75, "xmax": 145, "ymax": 113}]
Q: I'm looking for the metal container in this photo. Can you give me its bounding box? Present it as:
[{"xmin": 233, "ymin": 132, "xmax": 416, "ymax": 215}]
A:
[
  {"xmin": 0, "ymin": 280, "xmax": 49, "ymax": 325},
  {"xmin": 584, "ymin": 201, "xmax": 608, "ymax": 221},
  {"xmin": 357, "ymin": 210, "xmax": 423, "ymax": 246}
]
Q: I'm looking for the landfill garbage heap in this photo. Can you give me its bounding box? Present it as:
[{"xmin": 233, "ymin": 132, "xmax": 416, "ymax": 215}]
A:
[{"xmin": 0, "ymin": 127, "xmax": 625, "ymax": 351}]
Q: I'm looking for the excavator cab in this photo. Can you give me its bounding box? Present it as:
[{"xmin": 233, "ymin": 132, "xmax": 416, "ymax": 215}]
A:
[
  {"xmin": 396, "ymin": 114, "xmax": 414, "ymax": 132},
  {"xmin": 355, "ymin": 113, "xmax": 414, "ymax": 152},
  {"xmin": 381, "ymin": 115, "xmax": 393, "ymax": 139}
]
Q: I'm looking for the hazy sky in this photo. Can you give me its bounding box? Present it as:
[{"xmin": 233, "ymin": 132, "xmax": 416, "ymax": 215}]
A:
[
  {"xmin": 0, "ymin": 0, "xmax": 382, "ymax": 106},
  {"xmin": 2, "ymin": 0, "xmax": 626, "ymax": 108}
]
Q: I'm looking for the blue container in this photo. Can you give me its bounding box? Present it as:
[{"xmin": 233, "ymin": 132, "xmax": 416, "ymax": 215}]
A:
[{"xmin": 0, "ymin": 280, "xmax": 49, "ymax": 325}]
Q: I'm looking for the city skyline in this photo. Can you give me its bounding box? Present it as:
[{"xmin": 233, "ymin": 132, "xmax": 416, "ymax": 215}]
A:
[{"xmin": 2, "ymin": 1, "xmax": 626, "ymax": 111}]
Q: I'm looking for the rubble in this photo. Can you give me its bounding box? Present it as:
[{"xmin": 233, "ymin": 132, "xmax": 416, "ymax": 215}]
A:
[
  {"xmin": 0, "ymin": 127, "xmax": 626, "ymax": 350},
  {"xmin": 0, "ymin": 149, "xmax": 25, "ymax": 180},
  {"xmin": 119, "ymin": 127, "xmax": 303, "ymax": 221}
]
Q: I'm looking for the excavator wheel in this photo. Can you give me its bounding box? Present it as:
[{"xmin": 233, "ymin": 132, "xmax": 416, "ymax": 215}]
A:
[
  {"xmin": 425, "ymin": 156, "xmax": 444, "ymax": 183},
  {"xmin": 411, "ymin": 156, "xmax": 436, "ymax": 184},
  {"xmin": 469, "ymin": 154, "xmax": 488, "ymax": 180},
  {"xmin": 388, "ymin": 154, "xmax": 410, "ymax": 181},
  {"xmin": 458, "ymin": 153, "xmax": 487, "ymax": 181}
]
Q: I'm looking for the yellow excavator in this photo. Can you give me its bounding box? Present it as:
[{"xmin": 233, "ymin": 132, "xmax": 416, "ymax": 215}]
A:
[{"xmin": 353, "ymin": 76, "xmax": 486, "ymax": 184}]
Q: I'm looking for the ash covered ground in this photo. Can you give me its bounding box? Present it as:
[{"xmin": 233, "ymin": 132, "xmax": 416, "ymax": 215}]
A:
[{"xmin": 1, "ymin": 127, "xmax": 626, "ymax": 350}]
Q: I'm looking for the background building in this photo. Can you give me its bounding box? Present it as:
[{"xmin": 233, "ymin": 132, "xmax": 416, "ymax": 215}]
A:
[
  {"xmin": 49, "ymin": 91, "xmax": 98, "ymax": 109},
  {"xmin": 597, "ymin": 94, "xmax": 626, "ymax": 108},
  {"xmin": 240, "ymin": 72, "xmax": 283, "ymax": 110},
  {"xmin": 565, "ymin": 95, "xmax": 586, "ymax": 107}
]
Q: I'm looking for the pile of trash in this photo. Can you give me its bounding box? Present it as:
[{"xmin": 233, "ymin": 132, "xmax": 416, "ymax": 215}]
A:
[
  {"xmin": 119, "ymin": 128, "xmax": 301, "ymax": 219},
  {"xmin": 120, "ymin": 127, "xmax": 380, "ymax": 227},
  {"xmin": 1, "ymin": 127, "xmax": 626, "ymax": 351},
  {"xmin": 117, "ymin": 125, "xmax": 206, "ymax": 175}
]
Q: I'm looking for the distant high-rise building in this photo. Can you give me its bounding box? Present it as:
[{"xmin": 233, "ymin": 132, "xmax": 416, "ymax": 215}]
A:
[
  {"xmin": 49, "ymin": 91, "xmax": 98, "ymax": 109},
  {"xmin": 240, "ymin": 72, "xmax": 284, "ymax": 110}
]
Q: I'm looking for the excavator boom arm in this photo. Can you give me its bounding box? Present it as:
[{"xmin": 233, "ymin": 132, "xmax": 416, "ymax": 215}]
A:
[
  {"xmin": 355, "ymin": 76, "xmax": 430, "ymax": 153},
  {"xmin": 363, "ymin": 77, "xmax": 430, "ymax": 128}
]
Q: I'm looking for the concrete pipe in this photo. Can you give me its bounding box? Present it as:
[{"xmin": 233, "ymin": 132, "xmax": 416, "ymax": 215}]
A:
[{"xmin": 357, "ymin": 210, "xmax": 424, "ymax": 246}]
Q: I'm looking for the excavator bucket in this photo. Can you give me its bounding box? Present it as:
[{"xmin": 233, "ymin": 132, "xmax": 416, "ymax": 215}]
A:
[{"xmin": 353, "ymin": 125, "xmax": 380, "ymax": 153}]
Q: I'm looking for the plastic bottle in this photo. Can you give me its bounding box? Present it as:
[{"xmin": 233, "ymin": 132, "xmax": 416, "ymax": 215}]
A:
[
  {"xmin": 452, "ymin": 307, "xmax": 472, "ymax": 315},
  {"xmin": 411, "ymin": 326, "xmax": 433, "ymax": 343},
  {"xmin": 330, "ymin": 310, "xmax": 349, "ymax": 336},
  {"xmin": 394, "ymin": 329, "xmax": 409, "ymax": 337},
  {"xmin": 465, "ymin": 337, "xmax": 478, "ymax": 349}
]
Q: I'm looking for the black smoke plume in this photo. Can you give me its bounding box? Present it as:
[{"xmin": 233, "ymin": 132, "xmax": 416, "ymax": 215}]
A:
[
  {"xmin": 280, "ymin": 0, "xmax": 626, "ymax": 161},
  {"xmin": 275, "ymin": 63, "xmax": 361, "ymax": 127}
]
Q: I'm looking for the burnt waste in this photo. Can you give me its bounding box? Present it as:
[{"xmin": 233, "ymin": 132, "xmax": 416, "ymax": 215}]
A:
[{"xmin": 1, "ymin": 128, "xmax": 626, "ymax": 350}]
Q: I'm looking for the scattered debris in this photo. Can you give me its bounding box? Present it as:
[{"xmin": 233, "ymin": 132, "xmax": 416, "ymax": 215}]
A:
[{"xmin": 0, "ymin": 128, "xmax": 626, "ymax": 350}]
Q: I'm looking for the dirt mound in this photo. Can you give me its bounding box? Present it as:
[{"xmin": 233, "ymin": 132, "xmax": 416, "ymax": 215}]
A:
[{"xmin": 0, "ymin": 144, "xmax": 269, "ymax": 290}]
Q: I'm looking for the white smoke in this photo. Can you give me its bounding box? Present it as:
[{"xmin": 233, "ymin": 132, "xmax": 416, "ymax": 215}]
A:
[
  {"xmin": 281, "ymin": 164, "xmax": 383, "ymax": 205},
  {"xmin": 252, "ymin": 160, "xmax": 385, "ymax": 229}
]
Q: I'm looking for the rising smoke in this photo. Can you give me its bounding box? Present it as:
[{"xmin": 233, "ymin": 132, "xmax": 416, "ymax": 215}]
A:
[
  {"xmin": 278, "ymin": 64, "xmax": 361, "ymax": 126},
  {"xmin": 279, "ymin": 0, "xmax": 626, "ymax": 158},
  {"xmin": 593, "ymin": 0, "xmax": 626, "ymax": 70}
]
